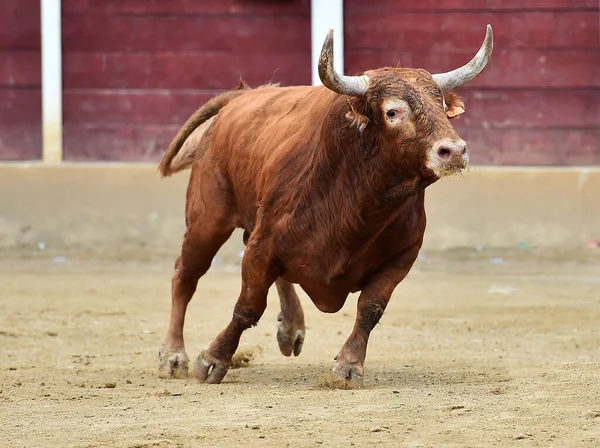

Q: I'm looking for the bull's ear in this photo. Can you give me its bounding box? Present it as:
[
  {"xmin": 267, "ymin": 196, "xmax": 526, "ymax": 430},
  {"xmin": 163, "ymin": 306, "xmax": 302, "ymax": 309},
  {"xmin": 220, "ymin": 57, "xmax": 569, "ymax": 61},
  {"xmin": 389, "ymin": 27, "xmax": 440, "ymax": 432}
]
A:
[
  {"xmin": 344, "ymin": 99, "xmax": 371, "ymax": 132},
  {"xmin": 444, "ymin": 92, "xmax": 465, "ymax": 120},
  {"xmin": 345, "ymin": 109, "xmax": 369, "ymax": 132}
]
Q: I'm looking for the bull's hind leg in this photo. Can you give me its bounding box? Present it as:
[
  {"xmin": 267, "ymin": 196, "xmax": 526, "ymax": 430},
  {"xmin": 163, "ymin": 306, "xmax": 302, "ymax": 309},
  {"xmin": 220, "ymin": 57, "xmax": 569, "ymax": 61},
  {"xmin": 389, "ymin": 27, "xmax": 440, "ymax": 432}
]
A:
[
  {"xmin": 194, "ymin": 236, "xmax": 279, "ymax": 384},
  {"xmin": 276, "ymin": 279, "xmax": 305, "ymax": 356},
  {"xmin": 159, "ymin": 169, "xmax": 236, "ymax": 379},
  {"xmin": 242, "ymin": 231, "xmax": 305, "ymax": 357}
]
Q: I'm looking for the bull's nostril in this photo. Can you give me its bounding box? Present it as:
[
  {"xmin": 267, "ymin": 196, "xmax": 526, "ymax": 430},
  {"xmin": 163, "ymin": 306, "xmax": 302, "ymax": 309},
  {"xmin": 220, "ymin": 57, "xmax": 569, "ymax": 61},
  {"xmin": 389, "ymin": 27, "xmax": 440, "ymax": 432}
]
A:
[
  {"xmin": 461, "ymin": 147, "xmax": 467, "ymax": 155},
  {"xmin": 438, "ymin": 147, "xmax": 451, "ymax": 160}
]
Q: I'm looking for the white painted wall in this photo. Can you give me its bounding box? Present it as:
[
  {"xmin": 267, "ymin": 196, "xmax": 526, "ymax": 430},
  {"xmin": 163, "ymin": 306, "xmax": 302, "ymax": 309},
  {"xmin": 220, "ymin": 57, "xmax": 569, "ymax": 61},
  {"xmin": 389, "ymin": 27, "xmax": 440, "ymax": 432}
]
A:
[
  {"xmin": 311, "ymin": 0, "xmax": 344, "ymax": 86},
  {"xmin": 41, "ymin": 0, "xmax": 63, "ymax": 163}
]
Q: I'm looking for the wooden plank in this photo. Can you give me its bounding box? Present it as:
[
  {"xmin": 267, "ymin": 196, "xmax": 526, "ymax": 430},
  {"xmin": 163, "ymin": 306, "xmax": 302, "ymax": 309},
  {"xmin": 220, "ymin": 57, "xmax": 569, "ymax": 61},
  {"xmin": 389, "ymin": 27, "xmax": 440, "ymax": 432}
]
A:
[
  {"xmin": 345, "ymin": 48, "xmax": 600, "ymax": 88},
  {"xmin": 62, "ymin": 89, "xmax": 600, "ymax": 129},
  {"xmin": 345, "ymin": 0, "xmax": 598, "ymax": 11},
  {"xmin": 454, "ymin": 89, "xmax": 600, "ymax": 129},
  {"xmin": 62, "ymin": 123, "xmax": 600, "ymax": 165},
  {"xmin": 62, "ymin": 0, "xmax": 310, "ymax": 16},
  {"xmin": 62, "ymin": 90, "xmax": 218, "ymax": 125},
  {"xmin": 0, "ymin": 0, "xmax": 41, "ymax": 50},
  {"xmin": 62, "ymin": 52, "xmax": 311, "ymax": 90},
  {"xmin": 63, "ymin": 124, "xmax": 180, "ymax": 161},
  {"xmin": 0, "ymin": 124, "xmax": 42, "ymax": 160},
  {"xmin": 60, "ymin": 87, "xmax": 600, "ymax": 132},
  {"xmin": 346, "ymin": 11, "xmax": 598, "ymax": 50},
  {"xmin": 459, "ymin": 49, "xmax": 600, "ymax": 89},
  {"xmin": 0, "ymin": 52, "xmax": 41, "ymax": 87},
  {"xmin": 0, "ymin": 0, "xmax": 41, "ymax": 160},
  {"xmin": 0, "ymin": 89, "xmax": 41, "ymax": 124},
  {"xmin": 62, "ymin": 15, "xmax": 310, "ymax": 53},
  {"xmin": 462, "ymin": 129, "xmax": 600, "ymax": 165}
]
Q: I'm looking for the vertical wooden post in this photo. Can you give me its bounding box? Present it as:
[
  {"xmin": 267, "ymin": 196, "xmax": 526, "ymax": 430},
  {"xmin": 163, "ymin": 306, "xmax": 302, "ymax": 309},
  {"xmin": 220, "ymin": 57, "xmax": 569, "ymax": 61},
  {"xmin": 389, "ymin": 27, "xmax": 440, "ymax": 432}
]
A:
[
  {"xmin": 41, "ymin": 0, "xmax": 63, "ymax": 163},
  {"xmin": 311, "ymin": 0, "xmax": 344, "ymax": 86}
]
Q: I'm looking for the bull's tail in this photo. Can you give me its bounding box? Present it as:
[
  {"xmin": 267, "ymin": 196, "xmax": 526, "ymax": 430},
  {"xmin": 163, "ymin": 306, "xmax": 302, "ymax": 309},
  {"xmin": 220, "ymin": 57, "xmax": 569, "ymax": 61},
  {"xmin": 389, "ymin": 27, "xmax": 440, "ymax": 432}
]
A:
[{"xmin": 158, "ymin": 79, "xmax": 251, "ymax": 177}]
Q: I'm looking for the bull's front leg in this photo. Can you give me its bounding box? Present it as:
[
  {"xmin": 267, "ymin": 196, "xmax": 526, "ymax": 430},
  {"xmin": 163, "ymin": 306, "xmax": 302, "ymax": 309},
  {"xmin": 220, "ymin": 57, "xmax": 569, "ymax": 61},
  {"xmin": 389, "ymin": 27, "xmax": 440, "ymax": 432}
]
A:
[
  {"xmin": 333, "ymin": 242, "xmax": 422, "ymax": 384},
  {"xmin": 193, "ymin": 239, "xmax": 280, "ymax": 384}
]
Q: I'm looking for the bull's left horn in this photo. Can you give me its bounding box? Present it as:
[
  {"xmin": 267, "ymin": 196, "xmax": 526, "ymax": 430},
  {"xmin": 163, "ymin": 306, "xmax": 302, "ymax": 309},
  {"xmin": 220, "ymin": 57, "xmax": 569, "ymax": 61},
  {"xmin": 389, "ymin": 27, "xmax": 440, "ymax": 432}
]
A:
[
  {"xmin": 432, "ymin": 24, "xmax": 494, "ymax": 91},
  {"xmin": 318, "ymin": 29, "xmax": 369, "ymax": 96}
]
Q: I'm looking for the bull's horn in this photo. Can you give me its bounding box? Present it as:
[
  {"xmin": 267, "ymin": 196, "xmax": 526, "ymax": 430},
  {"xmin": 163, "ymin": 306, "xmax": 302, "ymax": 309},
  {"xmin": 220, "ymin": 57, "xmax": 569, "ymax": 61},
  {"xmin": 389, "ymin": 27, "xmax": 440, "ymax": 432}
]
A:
[
  {"xmin": 432, "ymin": 24, "xmax": 494, "ymax": 91},
  {"xmin": 318, "ymin": 29, "xmax": 369, "ymax": 96}
]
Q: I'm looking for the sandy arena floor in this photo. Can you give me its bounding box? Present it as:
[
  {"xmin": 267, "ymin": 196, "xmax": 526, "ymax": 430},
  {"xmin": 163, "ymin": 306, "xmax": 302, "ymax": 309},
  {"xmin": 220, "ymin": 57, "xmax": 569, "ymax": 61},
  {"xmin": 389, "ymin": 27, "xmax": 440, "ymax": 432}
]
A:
[{"xmin": 1, "ymin": 248, "xmax": 599, "ymax": 447}]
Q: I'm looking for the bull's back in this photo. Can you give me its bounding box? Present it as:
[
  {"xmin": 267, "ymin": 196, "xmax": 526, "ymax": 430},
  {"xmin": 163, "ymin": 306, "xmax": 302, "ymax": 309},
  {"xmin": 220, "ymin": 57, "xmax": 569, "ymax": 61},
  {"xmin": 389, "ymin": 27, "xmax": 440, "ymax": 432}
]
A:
[{"xmin": 206, "ymin": 85, "xmax": 335, "ymax": 226}]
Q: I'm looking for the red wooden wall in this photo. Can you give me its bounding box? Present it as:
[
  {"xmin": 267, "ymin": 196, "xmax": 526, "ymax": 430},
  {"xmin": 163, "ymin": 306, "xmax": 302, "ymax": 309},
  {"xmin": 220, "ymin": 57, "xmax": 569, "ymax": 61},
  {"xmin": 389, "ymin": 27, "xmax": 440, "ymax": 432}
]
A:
[
  {"xmin": 345, "ymin": 0, "xmax": 600, "ymax": 165},
  {"xmin": 0, "ymin": 0, "xmax": 42, "ymax": 161},
  {"xmin": 61, "ymin": 0, "xmax": 311, "ymax": 161},
  {"xmin": 2, "ymin": 1, "xmax": 598, "ymax": 165}
]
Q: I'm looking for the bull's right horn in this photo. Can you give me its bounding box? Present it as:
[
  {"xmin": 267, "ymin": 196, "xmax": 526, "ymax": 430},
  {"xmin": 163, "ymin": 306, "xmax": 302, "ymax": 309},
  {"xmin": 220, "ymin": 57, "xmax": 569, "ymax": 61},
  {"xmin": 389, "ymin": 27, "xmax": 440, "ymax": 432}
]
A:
[
  {"xmin": 318, "ymin": 29, "xmax": 369, "ymax": 96},
  {"xmin": 432, "ymin": 24, "xmax": 494, "ymax": 91}
]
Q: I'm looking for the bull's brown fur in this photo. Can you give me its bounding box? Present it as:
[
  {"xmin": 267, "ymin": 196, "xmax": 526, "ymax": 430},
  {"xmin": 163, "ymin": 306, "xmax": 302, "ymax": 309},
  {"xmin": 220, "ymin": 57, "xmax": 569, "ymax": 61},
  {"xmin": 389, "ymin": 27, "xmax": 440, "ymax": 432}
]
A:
[
  {"xmin": 159, "ymin": 63, "xmax": 480, "ymax": 385},
  {"xmin": 158, "ymin": 79, "xmax": 251, "ymax": 177},
  {"xmin": 166, "ymin": 116, "xmax": 216, "ymax": 176},
  {"xmin": 159, "ymin": 80, "xmax": 285, "ymax": 176}
]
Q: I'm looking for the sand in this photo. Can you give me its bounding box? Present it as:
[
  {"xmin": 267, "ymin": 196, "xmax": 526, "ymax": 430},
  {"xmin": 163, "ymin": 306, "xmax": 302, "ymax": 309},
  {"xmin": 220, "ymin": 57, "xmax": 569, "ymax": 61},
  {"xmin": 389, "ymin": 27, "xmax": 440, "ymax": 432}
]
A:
[{"xmin": 1, "ymin": 248, "xmax": 599, "ymax": 447}]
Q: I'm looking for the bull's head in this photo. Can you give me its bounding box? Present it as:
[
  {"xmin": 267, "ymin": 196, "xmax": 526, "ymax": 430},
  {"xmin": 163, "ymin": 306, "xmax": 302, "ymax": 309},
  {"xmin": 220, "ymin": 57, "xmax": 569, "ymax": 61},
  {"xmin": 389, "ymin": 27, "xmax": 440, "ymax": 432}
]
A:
[{"xmin": 318, "ymin": 26, "xmax": 493, "ymax": 179}]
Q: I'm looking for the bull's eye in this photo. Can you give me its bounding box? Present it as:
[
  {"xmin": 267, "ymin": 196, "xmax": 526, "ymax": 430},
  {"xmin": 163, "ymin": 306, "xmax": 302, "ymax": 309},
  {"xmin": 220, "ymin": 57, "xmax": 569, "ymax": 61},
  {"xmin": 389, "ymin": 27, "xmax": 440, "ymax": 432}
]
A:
[{"xmin": 386, "ymin": 110, "xmax": 397, "ymax": 118}]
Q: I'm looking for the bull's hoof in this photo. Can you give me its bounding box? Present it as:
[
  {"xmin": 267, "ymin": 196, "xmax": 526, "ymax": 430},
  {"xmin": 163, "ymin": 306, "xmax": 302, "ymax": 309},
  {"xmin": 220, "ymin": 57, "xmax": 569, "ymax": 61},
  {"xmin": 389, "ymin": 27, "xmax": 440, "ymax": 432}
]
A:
[
  {"xmin": 332, "ymin": 357, "xmax": 364, "ymax": 385},
  {"xmin": 193, "ymin": 350, "xmax": 231, "ymax": 384},
  {"xmin": 277, "ymin": 312, "xmax": 305, "ymax": 357},
  {"xmin": 158, "ymin": 350, "xmax": 189, "ymax": 379}
]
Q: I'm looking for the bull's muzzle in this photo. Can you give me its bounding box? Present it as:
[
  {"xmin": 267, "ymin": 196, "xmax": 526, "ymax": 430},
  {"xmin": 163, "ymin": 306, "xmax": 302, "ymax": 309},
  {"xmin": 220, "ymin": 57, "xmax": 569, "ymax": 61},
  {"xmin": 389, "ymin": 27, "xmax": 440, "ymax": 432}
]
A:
[{"xmin": 428, "ymin": 138, "xmax": 469, "ymax": 177}]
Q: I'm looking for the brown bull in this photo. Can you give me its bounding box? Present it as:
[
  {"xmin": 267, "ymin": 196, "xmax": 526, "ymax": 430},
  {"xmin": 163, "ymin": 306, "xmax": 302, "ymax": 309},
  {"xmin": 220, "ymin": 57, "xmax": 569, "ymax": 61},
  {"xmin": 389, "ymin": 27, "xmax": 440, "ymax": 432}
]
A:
[{"xmin": 158, "ymin": 26, "xmax": 494, "ymax": 384}]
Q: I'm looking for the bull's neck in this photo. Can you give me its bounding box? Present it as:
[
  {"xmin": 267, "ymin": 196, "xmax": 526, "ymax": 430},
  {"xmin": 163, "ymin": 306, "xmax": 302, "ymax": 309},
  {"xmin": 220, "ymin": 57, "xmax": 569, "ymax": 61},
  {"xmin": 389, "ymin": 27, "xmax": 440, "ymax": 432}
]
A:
[
  {"xmin": 285, "ymin": 144, "xmax": 428, "ymax": 271},
  {"xmin": 298, "ymin": 138, "xmax": 430, "ymax": 232},
  {"xmin": 315, "ymin": 136, "xmax": 433, "ymax": 212}
]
